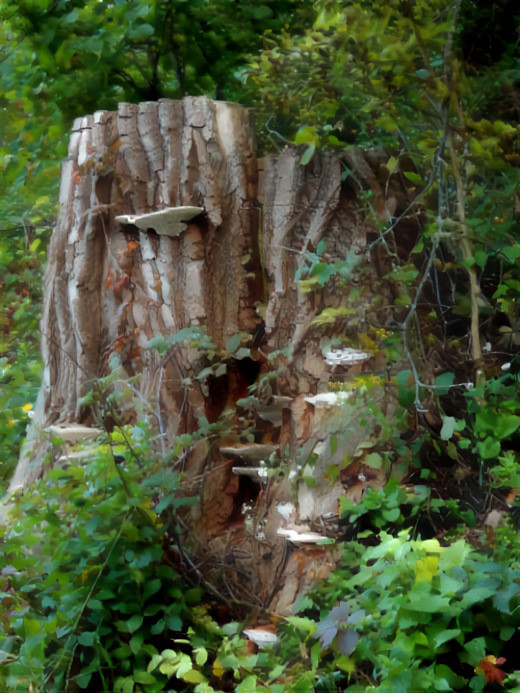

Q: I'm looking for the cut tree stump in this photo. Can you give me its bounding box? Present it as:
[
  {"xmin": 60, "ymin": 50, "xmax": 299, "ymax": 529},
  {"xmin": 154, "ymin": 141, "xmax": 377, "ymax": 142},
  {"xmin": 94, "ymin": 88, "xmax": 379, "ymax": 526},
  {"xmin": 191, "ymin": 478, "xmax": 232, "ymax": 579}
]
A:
[{"xmin": 7, "ymin": 97, "xmax": 412, "ymax": 615}]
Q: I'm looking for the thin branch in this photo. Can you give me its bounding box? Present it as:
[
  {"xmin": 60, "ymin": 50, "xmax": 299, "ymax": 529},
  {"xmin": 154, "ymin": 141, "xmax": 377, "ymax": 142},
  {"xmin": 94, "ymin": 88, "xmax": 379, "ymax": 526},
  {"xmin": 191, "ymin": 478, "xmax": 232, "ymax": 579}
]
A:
[{"xmin": 448, "ymin": 130, "xmax": 483, "ymax": 364}]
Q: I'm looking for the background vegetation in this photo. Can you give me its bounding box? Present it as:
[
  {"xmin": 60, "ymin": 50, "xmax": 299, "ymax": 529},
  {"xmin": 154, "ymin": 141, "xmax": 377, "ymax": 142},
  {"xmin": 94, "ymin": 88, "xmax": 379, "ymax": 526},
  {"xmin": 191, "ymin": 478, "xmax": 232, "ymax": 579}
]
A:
[{"xmin": 1, "ymin": 0, "xmax": 520, "ymax": 690}]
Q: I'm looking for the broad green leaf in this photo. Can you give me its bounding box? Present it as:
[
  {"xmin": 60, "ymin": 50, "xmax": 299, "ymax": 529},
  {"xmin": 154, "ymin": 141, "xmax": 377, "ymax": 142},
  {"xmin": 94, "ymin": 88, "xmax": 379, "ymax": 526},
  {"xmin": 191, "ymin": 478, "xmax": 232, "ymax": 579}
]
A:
[
  {"xmin": 194, "ymin": 647, "xmax": 208, "ymax": 667},
  {"xmin": 226, "ymin": 333, "xmax": 241, "ymax": 353},
  {"xmin": 300, "ymin": 144, "xmax": 315, "ymax": 165},
  {"xmin": 459, "ymin": 587, "xmax": 496, "ymax": 609},
  {"xmin": 403, "ymin": 171, "xmax": 423, "ymax": 184},
  {"xmin": 386, "ymin": 156, "xmax": 399, "ymax": 173},
  {"xmin": 133, "ymin": 670, "xmax": 157, "ymax": 684},
  {"xmin": 440, "ymin": 416, "xmax": 457, "ymax": 441},
  {"xmin": 438, "ymin": 541, "xmax": 471, "ymax": 570},
  {"xmin": 77, "ymin": 631, "xmax": 97, "ymax": 647},
  {"xmin": 493, "ymin": 583, "xmax": 520, "ymax": 613},
  {"xmin": 182, "ymin": 668, "xmax": 208, "ymax": 683},
  {"xmin": 407, "ymin": 593, "xmax": 451, "ymax": 613},
  {"xmin": 476, "ymin": 437, "xmax": 501, "ymax": 459},
  {"xmin": 433, "ymin": 628, "xmax": 461, "ymax": 648},
  {"xmin": 435, "ymin": 372, "xmax": 455, "ymax": 394},
  {"xmin": 414, "ymin": 556, "xmax": 439, "ymax": 583},
  {"xmin": 365, "ymin": 452, "xmax": 382, "ymax": 469}
]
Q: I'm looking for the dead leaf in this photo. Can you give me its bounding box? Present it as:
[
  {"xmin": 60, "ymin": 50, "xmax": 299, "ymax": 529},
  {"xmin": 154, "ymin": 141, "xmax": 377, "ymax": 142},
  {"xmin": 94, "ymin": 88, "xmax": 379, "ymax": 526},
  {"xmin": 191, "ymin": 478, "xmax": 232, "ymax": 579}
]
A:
[{"xmin": 475, "ymin": 655, "xmax": 507, "ymax": 685}]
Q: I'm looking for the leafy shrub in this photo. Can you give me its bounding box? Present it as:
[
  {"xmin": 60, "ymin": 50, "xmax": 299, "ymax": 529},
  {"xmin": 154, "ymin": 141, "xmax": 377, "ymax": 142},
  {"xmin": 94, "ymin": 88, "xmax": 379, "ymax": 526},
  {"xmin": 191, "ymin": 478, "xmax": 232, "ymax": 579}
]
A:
[{"xmin": 0, "ymin": 429, "xmax": 226, "ymax": 692}]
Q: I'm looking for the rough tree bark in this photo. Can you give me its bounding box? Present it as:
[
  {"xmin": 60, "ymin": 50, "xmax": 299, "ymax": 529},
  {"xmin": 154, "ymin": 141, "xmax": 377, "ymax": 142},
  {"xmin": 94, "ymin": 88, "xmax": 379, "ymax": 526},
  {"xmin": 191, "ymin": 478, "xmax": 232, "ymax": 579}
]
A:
[{"xmin": 8, "ymin": 97, "xmax": 411, "ymax": 615}]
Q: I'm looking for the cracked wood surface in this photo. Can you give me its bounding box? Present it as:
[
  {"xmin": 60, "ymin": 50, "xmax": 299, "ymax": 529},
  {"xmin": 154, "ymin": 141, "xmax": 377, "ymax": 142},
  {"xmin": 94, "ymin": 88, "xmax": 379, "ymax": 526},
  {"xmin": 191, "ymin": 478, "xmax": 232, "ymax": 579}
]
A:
[{"xmin": 10, "ymin": 97, "xmax": 409, "ymax": 614}]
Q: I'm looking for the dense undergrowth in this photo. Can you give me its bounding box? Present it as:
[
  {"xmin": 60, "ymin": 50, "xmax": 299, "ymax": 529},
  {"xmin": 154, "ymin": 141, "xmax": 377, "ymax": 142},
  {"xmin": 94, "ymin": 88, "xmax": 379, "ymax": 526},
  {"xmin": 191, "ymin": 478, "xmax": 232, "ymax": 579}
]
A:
[
  {"xmin": 3, "ymin": 418, "xmax": 520, "ymax": 691},
  {"xmin": 2, "ymin": 0, "xmax": 520, "ymax": 690}
]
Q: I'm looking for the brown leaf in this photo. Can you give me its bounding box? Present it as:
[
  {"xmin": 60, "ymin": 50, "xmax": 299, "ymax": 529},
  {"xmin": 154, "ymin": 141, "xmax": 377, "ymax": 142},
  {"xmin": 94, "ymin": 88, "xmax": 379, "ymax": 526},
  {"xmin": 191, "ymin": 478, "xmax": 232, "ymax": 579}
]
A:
[{"xmin": 476, "ymin": 655, "xmax": 507, "ymax": 685}]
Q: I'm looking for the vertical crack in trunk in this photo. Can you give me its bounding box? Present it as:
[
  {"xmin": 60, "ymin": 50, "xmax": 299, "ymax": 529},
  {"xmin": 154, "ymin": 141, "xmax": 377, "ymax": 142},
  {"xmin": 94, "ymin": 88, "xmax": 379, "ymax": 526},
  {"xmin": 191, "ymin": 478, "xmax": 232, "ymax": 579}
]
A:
[{"xmin": 10, "ymin": 98, "xmax": 409, "ymax": 615}]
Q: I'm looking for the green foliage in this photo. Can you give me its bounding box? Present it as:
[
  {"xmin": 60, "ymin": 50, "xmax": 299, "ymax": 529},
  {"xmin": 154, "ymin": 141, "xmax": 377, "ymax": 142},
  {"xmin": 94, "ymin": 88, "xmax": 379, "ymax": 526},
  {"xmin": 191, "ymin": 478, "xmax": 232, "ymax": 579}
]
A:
[
  {"xmin": 2, "ymin": 0, "xmax": 312, "ymax": 119},
  {"xmin": 2, "ymin": 0, "xmax": 520, "ymax": 689},
  {"xmin": 0, "ymin": 0, "xmax": 312, "ymax": 488},
  {"xmin": 0, "ymin": 226, "xmax": 47, "ymax": 488},
  {"xmin": 300, "ymin": 530, "xmax": 520, "ymax": 690},
  {"xmin": 0, "ymin": 426, "xmax": 251, "ymax": 692},
  {"xmin": 246, "ymin": 0, "xmax": 520, "ymax": 505}
]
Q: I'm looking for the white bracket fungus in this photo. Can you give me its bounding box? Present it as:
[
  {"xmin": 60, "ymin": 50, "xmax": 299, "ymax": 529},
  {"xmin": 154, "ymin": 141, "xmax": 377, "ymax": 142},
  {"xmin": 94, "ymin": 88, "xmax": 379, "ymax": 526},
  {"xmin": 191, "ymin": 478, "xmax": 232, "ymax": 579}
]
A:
[
  {"xmin": 219, "ymin": 443, "xmax": 277, "ymax": 463},
  {"xmin": 47, "ymin": 424, "xmax": 102, "ymax": 444},
  {"xmin": 236, "ymin": 394, "xmax": 292, "ymax": 426},
  {"xmin": 324, "ymin": 347, "xmax": 372, "ymax": 366},
  {"xmin": 304, "ymin": 391, "xmax": 354, "ymax": 408},
  {"xmin": 231, "ymin": 466, "xmax": 269, "ymax": 480},
  {"xmin": 115, "ymin": 206, "xmax": 204, "ymax": 237},
  {"xmin": 277, "ymin": 527, "xmax": 326, "ymax": 544}
]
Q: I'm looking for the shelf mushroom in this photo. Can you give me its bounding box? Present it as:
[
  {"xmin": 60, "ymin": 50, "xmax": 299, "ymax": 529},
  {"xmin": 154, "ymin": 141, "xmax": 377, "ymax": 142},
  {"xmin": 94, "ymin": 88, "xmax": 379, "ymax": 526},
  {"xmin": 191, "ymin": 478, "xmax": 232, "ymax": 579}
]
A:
[
  {"xmin": 115, "ymin": 206, "xmax": 204, "ymax": 237},
  {"xmin": 219, "ymin": 443, "xmax": 277, "ymax": 463},
  {"xmin": 47, "ymin": 424, "xmax": 102, "ymax": 444},
  {"xmin": 324, "ymin": 347, "xmax": 372, "ymax": 366}
]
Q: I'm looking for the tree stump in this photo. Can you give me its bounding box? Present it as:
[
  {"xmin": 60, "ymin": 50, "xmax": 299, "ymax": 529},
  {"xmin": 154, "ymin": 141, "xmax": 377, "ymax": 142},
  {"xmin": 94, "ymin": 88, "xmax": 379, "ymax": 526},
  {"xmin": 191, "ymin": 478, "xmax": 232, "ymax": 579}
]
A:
[{"xmin": 9, "ymin": 97, "xmax": 409, "ymax": 614}]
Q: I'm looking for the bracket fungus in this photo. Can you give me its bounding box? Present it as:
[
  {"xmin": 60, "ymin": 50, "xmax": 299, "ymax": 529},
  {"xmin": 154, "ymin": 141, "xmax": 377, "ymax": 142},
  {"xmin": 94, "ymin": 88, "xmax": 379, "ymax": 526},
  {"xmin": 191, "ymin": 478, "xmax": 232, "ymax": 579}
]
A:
[
  {"xmin": 219, "ymin": 443, "xmax": 277, "ymax": 463},
  {"xmin": 277, "ymin": 527, "xmax": 326, "ymax": 544},
  {"xmin": 324, "ymin": 348, "xmax": 372, "ymax": 366},
  {"xmin": 231, "ymin": 466, "xmax": 269, "ymax": 481},
  {"xmin": 47, "ymin": 424, "xmax": 102, "ymax": 444},
  {"xmin": 236, "ymin": 394, "xmax": 293, "ymax": 426},
  {"xmin": 304, "ymin": 391, "xmax": 354, "ymax": 408},
  {"xmin": 115, "ymin": 206, "xmax": 204, "ymax": 237}
]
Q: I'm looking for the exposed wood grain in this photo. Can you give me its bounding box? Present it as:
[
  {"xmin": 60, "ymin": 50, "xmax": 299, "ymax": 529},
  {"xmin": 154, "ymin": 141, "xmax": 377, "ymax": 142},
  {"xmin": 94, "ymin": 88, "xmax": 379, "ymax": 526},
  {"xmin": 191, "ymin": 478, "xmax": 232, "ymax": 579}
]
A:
[{"xmin": 9, "ymin": 98, "xmax": 409, "ymax": 614}]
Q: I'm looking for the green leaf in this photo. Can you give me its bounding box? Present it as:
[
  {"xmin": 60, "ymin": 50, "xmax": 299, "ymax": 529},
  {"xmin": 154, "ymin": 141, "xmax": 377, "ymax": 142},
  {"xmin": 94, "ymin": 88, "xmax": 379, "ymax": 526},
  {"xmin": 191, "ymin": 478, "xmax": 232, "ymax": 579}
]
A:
[
  {"xmin": 493, "ymin": 583, "xmax": 520, "ymax": 613},
  {"xmin": 414, "ymin": 556, "xmax": 439, "ymax": 583},
  {"xmin": 403, "ymin": 171, "xmax": 423, "ymax": 184},
  {"xmin": 382, "ymin": 507, "xmax": 400, "ymax": 522},
  {"xmin": 182, "ymin": 669, "xmax": 208, "ymax": 683},
  {"xmin": 237, "ymin": 675, "xmax": 261, "ymax": 692},
  {"xmin": 396, "ymin": 370, "xmax": 412, "ymax": 386},
  {"xmin": 499, "ymin": 626, "xmax": 515, "ymax": 641},
  {"xmin": 459, "ymin": 587, "xmax": 496, "ymax": 609},
  {"xmin": 438, "ymin": 540, "xmax": 470, "ymax": 570},
  {"xmin": 462, "ymin": 637, "xmax": 486, "ymax": 666},
  {"xmin": 475, "ymin": 409, "xmax": 520, "ymax": 440},
  {"xmin": 194, "ymin": 647, "xmax": 208, "ymax": 667},
  {"xmin": 300, "ymin": 144, "xmax": 315, "ymax": 165},
  {"xmin": 435, "ymin": 372, "xmax": 455, "ymax": 395},
  {"xmin": 117, "ymin": 614, "xmax": 143, "ymax": 634},
  {"xmin": 24, "ymin": 618, "xmax": 41, "ymax": 637},
  {"xmin": 433, "ymin": 628, "xmax": 461, "ymax": 648},
  {"xmin": 386, "ymin": 156, "xmax": 399, "ymax": 174},
  {"xmin": 226, "ymin": 333, "xmax": 241, "ymax": 353},
  {"xmin": 294, "ymin": 125, "xmax": 319, "ymax": 146},
  {"xmin": 407, "ymin": 593, "xmax": 451, "ymax": 613},
  {"xmin": 133, "ymin": 670, "xmax": 158, "ymax": 684},
  {"xmin": 316, "ymin": 239, "xmax": 327, "ymax": 256},
  {"xmin": 284, "ymin": 616, "xmax": 316, "ymax": 634},
  {"xmin": 130, "ymin": 632, "xmax": 144, "ymax": 655},
  {"xmin": 440, "ymin": 416, "xmax": 457, "ymax": 441},
  {"xmin": 77, "ymin": 631, "xmax": 97, "ymax": 646},
  {"xmin": 114, "ymin": 677, "xmax": 135, "ymax": 693},
  {"xmin": 147, "ymin": 335, "xmax": 168, "ymax": 354},
  {"xmin": 365, "ymin": 452, "xmax": 382, "ymax": 469},
  {"xmin": 176, "ymin": 653, "xmax": 193, "ymax": 678},
  {"xmin": 476, "ymin": 437, "xmax": 501, "ymax": 459},
  {"xmin": 143, "ymin": 579, "xmax": 162, "ymax": 602}
]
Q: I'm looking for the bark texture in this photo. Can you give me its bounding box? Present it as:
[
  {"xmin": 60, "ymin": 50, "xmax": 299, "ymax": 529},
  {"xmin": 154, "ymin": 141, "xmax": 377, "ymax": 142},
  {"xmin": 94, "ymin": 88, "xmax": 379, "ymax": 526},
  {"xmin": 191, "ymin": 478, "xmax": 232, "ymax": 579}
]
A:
[{"xmin": 9, "ymin": 97, "xmax": 411, "ymax": 614}]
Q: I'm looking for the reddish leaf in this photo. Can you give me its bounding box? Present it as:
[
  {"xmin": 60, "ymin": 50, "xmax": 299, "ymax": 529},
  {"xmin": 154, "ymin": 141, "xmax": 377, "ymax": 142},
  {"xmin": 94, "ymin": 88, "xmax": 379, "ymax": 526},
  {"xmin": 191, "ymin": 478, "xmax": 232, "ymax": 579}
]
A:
[{"xmin": 476, "ymin": 655, "xmax": 507, "ymax": 685}]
